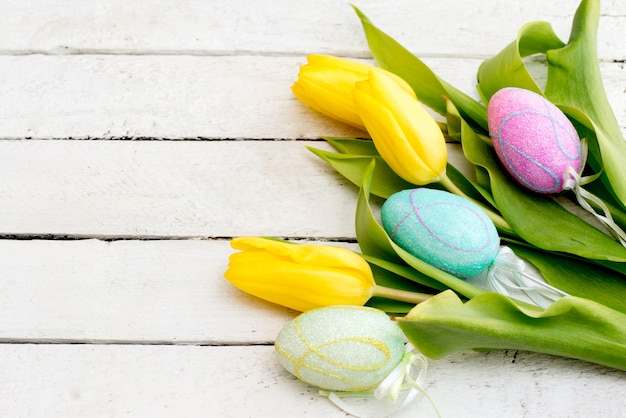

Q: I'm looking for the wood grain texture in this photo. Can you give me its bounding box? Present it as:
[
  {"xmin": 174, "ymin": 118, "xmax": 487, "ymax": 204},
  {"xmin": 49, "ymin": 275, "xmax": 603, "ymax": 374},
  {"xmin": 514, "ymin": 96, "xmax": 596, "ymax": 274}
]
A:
[
  {"xmin": 1, "ymin": 344, "xmax": 623, "ymax": 417},
  {"xmin": 2, "ymin": 0, "xmax": 626, "ymax": 416},
  {"xmin": 2, "ymin": 0, "xmax": 625, "ymax": 60},
  {"xmin": 0, "ymin": 141, "xmax": 478, "ymax": 237},
  {"xmin": 0, "ymin": 239, "xmax": 298, "ymax": 343},
  {"xmin": 0, "ymin": 55, "xmax": 624, "ymax": 139},
  {"xmin": 0, "ymin": 140, "xmax": 358, "ymax": 237},
  {"xmin": 0, "ymin": 55, "xmax": 362, "ymax": 139},
  {"xmin": 1, "ymin": 237, "xmax": 624, "ymax": 415}
]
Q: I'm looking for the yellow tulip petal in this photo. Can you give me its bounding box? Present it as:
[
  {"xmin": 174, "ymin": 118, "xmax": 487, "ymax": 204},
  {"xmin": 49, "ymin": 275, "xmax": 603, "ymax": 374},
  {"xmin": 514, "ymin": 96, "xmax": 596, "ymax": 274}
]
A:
[
  {"xmin": 353, "ymin": 71, "xmax": 447, "ymax": 184},
  {"xmin": 295, "ymin": 78, "xmax": 365, "ymax": 129},
  {"xmin": 226, "ymin": 237, "xmax": 376, "ymax": 311},
  {"xmin": 369, "ymin": 72, "xmax": 447, "ymax": 174},
  {"xmin": 230, "ymin": 237, "xmax": 374, "ymax": 282},
  {"xmin": 354, "ymin": 84, "xmax": 441, "ymax": 184},
  {"xmin": 229, "ymin": 267, "xmax": 373, "ymax": 311},
  {"xmin": 291, "ymin": 54, "xmax": 416, "ymax": 132},
  {"xmin": 306, "ymin": 54, "xmax": 371, "ymax": 76},
  {"xmin": 225, "ymin": 240, "xmax": 375, "ymax": 312},
  {"xmin": 370, "ymin": 67, "xmax": 417, "ymax": 99}
]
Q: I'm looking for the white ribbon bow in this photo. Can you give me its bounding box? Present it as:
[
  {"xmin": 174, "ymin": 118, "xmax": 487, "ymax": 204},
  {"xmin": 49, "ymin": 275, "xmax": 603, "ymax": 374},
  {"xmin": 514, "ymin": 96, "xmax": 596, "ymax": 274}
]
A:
[
  {"xmin": 481, "ymin": 246, "xmax": 569, "ymax": 308},
  {"xmin": 326, "ymin": 343, "xmax": 440, "ymax": 418},
  {"xmin": 563, "ymin": 166, "xmax": 626, "ymax": 247}
]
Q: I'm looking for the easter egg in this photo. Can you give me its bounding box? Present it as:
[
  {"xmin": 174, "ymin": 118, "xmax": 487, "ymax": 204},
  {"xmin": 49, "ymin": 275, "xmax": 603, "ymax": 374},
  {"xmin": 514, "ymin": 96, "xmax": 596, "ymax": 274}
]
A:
[
  {"xmin": 274, "ymin": 305, "xmax": 405, "ymax": 392},
  {"xmin": 487, "ymin": 87, "xmax": 581, "ymax": 194},
  {"xmin": 381, "ymin": 188, "xmax": 499, "ymax": 279}
]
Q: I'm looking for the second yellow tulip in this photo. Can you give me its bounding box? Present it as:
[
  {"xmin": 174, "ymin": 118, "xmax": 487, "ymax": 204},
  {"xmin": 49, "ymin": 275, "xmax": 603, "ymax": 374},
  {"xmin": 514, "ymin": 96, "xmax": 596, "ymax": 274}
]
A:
[{"xmin": 353, "ymin": 70, "xmax": 447, "ymax": 185}]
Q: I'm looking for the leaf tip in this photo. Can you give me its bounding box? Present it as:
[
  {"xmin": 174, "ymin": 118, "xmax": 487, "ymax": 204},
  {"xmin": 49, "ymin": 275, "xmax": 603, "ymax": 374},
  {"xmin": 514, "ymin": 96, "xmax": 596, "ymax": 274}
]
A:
[{"xmin": 349, "ymin": 3, "xmax": 369, "ymax": 23}]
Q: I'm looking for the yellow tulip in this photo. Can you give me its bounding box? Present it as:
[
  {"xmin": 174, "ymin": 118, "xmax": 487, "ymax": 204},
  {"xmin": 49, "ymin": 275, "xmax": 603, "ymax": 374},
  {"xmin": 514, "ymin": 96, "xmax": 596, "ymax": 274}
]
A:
[
  {"xmin": 224, "ymin": 237, "xmax": 431, "ymax": 312},
  {"xmin": 353, "ymin": 70, "xmax": 448, "ymax": 185},
  {"xmin": 291, "ymin": 54, "xmax": 414, "ymax": 131},
  {"xmin": 225, "ymin": 237, "xmax": 375, "ymax": 312}
]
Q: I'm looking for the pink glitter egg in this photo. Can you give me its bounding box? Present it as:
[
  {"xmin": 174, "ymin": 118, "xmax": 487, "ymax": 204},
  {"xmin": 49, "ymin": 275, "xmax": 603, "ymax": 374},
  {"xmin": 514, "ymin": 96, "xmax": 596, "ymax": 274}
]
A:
[{"xmin": 487, "ymin": 87, "xmax": 581, "ymax": 194}]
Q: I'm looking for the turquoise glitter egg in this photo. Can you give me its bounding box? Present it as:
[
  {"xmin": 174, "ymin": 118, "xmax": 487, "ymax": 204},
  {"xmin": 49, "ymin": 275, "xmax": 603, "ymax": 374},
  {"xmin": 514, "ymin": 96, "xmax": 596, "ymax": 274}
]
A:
[
  {"xmin": 381, "ymin": 188, "xmax": 500, "ymax": 279},
  {"xmin": 274, "ymin": 305, "xmax": 405, "ymax": 392}
]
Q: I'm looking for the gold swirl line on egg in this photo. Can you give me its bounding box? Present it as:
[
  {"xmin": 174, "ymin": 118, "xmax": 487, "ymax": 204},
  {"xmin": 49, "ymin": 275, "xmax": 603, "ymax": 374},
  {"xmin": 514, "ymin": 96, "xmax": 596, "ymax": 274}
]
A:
[
  {"xmin": 276, "ymin": 343, "xmax": 374, "ymax": 391},
  {"xmin": 302, "ymin": 363, "xmax": 378, "ymax": 392},
  {"xmin": 294, "ymin": 312, "xmax": 392, "ymax": 371},
  {"xmin": 307, "ymin": 337, "xmax": 391, "ymax": 371},
  {"xmin": 275, "ymin": 337, "xmax": 390, "ymax": 372},
  {"xmin": 276, "ymin": 312, "xmax": 393, "ymax": 391},
  {"xmin": 276, "ymin": 338, "xmax": 368, "ymax": 392}
]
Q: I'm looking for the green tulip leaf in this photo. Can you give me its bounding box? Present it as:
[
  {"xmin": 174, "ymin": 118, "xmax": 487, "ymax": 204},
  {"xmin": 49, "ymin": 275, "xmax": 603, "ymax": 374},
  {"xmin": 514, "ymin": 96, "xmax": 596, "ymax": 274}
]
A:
[
  {"xmin": 545, "ymin": 0, "xmax": 626, "ymax": 209},
  {"xmin": 398, "ymin": 289, "xmax": 626, "ymax": 371},
  {"xmin": 445, "ymin": 99, "xmax": 463, "ymax": 141},
  {"xmin": 323, "ymin": 137, "xmax": 379, "ymax": 156},
  {"xmin": 352, "ymin": 5, "xmax": 488, "ymax": 132},
  {"xmin": 308, "ymin": 147, "xmax": 412, "ymax": 198},
  {"xmin": 387, "ymin": 239, "xmax": 488, "ymax": 300},
  {"xmin": 366, "ymin": 263, "xmax": 438, "ymax": 314},
  {"xmin": 558, "ymin": 105, "xmax": 605, "ymax": 185},
  {"xmin": 355, "ymin": 159, "xmax": 406, "ymax": 262},
  {"xmin": 366, "ymin": 298, "xmax": 415, "ymax": 314},
  {"xmin": 444, "ymin": 163, "xmax": 495, "ymax": 208},
  {"xmin": 364, "ymin": 254, "xmax": 448, "ymax": 294},
  {"xmin": 510, "ymin": 243, "xmax": 626, "ymax": 314},
  {"xmin": 444, "ymin": 99, "xmax": 497, "ymax": 208},
  {"xmin": 477, "ymin": 0, "xmax": 626, "ymax": 210},
  {"xmin": 324, "ymin": 133, "xmax": 493, "ymax": 211},
  {"xmin": 310, "ymin": 140, "xmax": 486, "ymax": 204},
  {"xmin": 460, "ymin": 116, "xmax": 626, "ymax": 262},
  {"xmin": 370, "ymin": 262, "xmax": 437, "ymax": 294},
  {"xmin": 476, "ymin": 21, "xmax": 565, "ymax": 100},
  {"xmin": 594, "ymin": 259, "xmax": 626, "ymax": 276}
]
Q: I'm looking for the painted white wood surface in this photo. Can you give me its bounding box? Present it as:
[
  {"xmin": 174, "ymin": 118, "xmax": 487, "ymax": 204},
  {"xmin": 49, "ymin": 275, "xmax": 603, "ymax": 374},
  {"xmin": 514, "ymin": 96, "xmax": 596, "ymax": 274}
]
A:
[
  {"xmin": 2, "ymin": 0, "xmax": 625, "ymax": 60},
  {"xmin": 1, "ymin": 345, "xmax": 623, "ymax": 418},
  {"xmin": 0, "ymin": 140, "xmax": 360, "ymax": 238},
  {"xmin": 0, "ymin": 239, "xmax": 297, "ymax": 343},
  {"xmin": 1, "ymin": 0, "xmax": 625, "ymax": 417},
  {"xmin": 0, "ymin": 56, "xmax": 625, "ymax": 139},
  {"xmin": 0, "ymin": 141, "xmax": 482, "ymax": 238}
]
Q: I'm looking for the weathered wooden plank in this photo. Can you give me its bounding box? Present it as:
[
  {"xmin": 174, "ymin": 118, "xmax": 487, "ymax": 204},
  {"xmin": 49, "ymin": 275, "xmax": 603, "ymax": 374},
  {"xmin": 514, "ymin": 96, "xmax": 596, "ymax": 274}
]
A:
[
  {"xmin": 1, "ymin": 1, "xmax": 623, "ymax": 417},
  {"xmin": 0, "ymin": 140, "xmax": 360, "ymax": 237},
  {"xmin": 0, "ymin": 239, "xmax": 303, "ymax": 343},
  {"xmin": 1, "ymin": 343, "xmax": 624, "ymax": 417},
  {"xmin": 0, "ymin": 55, "xmax": 448, "ymax": 139},
  {"xmin": 2, "ymin": 0, "xmax": 625, "ymax": 61},
  {"xmin": 0, "ymin": 140, "xmax": 480, "ymax": 238},
  {"xmin": 0, "ymin": 55, "xmax": 362, "ymax": 139},
  {"xmin": 0, "ymin": 55, "xmax": 624, "ymax": 139}
]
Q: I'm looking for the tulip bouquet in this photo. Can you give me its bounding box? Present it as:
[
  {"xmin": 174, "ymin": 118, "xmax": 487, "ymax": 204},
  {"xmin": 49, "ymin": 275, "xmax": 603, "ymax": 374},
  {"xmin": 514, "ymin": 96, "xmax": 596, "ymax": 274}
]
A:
[{"xmin": 225, "ymin": 0, "xmax": 626, "ymax": 375}]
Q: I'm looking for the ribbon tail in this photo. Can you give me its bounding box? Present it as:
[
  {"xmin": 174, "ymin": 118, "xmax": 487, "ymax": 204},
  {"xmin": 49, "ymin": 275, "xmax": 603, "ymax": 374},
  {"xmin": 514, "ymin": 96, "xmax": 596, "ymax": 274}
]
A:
[
  {"xmin": 564, "ymin": 167, "xmax": 626, "ymax": 247},
  {"xmin": 324, "ymin": 343, "xmax": 440, "ymax": 418},
  {"xmin": 480, "ymin": 247, "xmax": 569, "ymax": 308},
  {"xmin": 327, "ymin": 392, "xmax": 374, "ymax": 418},
  {"xmin": 397, "ymin": 350, "xmax": 442, "ymax": 418}
]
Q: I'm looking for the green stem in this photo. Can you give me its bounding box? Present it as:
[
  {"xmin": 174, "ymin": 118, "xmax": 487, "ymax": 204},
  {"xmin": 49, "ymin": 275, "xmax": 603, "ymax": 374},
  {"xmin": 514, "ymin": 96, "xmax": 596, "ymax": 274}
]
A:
[
  {"xmin": 438, "ymin": 171, "xmax": 515, "ymax": 235},
  {"xmin": 372, "ymin": 285, "xmax": 433, "ymax": 305}
]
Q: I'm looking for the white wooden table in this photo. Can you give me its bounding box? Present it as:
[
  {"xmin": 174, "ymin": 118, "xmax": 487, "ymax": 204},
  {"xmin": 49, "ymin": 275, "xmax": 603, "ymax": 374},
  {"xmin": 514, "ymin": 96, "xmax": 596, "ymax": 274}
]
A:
[{"xmin": 1, "ymin": 1, "xmax": 625, "ymax": 416}]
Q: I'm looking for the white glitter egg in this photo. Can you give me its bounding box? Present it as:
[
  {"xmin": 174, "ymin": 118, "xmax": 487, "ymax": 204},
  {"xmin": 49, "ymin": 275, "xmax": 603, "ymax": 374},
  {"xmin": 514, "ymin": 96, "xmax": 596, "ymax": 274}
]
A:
[
  {"xmin": 274, "ymin": 305, "xmax": 405, "ymax": 392},
  {"xmin": 381, "ymin": 188, "xmax": 500, "ymax": 279}
]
